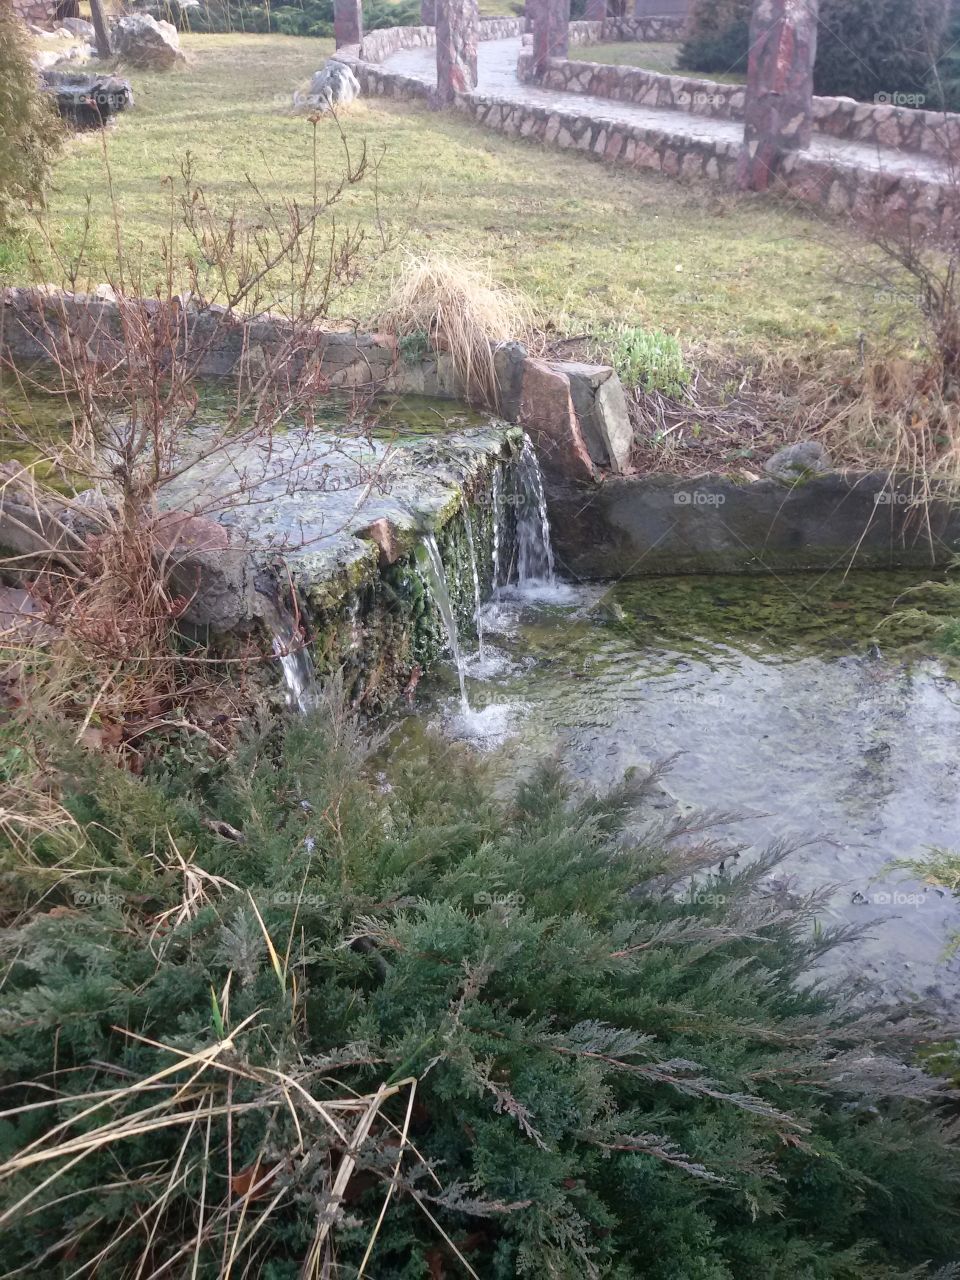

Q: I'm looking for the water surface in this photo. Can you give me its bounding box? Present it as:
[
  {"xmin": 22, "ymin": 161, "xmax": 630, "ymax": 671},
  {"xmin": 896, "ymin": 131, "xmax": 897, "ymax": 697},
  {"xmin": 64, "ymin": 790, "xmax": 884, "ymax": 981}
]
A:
[{"xmin": 398, "ymin": 570, "xmax": 960, "ymax": 1013}]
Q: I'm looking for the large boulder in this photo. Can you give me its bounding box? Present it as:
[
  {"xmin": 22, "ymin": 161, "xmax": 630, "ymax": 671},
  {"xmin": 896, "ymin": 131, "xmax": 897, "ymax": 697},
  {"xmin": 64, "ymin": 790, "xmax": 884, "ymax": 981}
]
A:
[
  {"xmin": 113, "ymin": 14, "xmax": 185, "ymax": 70},
  {"xmin": 58, "ymin": 17, "xmax": 96, "ymax": 39},
  {"xmin": 40, "ymin": 70, "xmax": 134, "ymax": 127},
  {"xmin": 296, "ymin": 61, "xmax": 361, "ymax": 111}
]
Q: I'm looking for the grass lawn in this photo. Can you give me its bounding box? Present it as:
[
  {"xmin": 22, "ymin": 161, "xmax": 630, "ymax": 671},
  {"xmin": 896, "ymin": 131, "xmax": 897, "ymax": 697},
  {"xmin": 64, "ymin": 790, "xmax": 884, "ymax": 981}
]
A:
[
  {"xmin": 569, "ymin": 40, "xmax": 746, "ymax": 84},
  {"xmin": 2, "ymin": 33, "xmax": 885, "ymax": 357}
]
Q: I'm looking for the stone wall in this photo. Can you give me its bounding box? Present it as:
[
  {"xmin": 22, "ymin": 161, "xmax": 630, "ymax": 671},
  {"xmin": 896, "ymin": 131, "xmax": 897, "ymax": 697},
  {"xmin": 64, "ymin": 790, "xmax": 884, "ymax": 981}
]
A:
[
  {"xmin": 11, "ymin": 0, "xmax": 55, "ymax": 24},
  {"xmin": 520, "ymin": 53, "xmax": 745, "ymax": 121},
  {"xmin": 524, "ymin": 37, "xmax": 960, "ymax": 159},
  {"xmin": 568, "ymin": 16, "xmax": 689, "ymax": 42},
  {"xmin": 0, "ymin": 285, "xmax": 633, "ymax": 475},
  {"xmin": 453, "ymin": 90, "xmax": 950, "ymax": 230},
  {"xmin": 548, "ymin": 472, "xmax": 960, "ymax": 577}
]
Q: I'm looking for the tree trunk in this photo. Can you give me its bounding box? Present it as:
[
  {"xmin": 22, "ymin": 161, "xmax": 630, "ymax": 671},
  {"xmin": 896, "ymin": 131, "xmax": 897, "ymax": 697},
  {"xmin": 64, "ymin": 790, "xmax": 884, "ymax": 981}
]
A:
[{"xmin": 89, "ymin": 0, "xmax": 112, "ymax": 60}]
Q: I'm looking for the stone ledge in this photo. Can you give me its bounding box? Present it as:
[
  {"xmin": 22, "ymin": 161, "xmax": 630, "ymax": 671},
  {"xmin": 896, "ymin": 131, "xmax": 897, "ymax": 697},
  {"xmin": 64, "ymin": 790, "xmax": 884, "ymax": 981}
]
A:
[{"xmin": 547, "ymin": 471, "xmax": 960, "ymax": 579}]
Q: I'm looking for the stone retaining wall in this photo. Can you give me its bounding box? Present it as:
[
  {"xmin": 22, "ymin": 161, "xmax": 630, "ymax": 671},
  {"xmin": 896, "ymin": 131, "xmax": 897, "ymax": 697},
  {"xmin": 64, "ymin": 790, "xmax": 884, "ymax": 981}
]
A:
[
  {"xmin": 527, "ymin": 37, "xmax": 960, "ymax": 159},
  {"xmin": 520, "ymin": 52, "xmax": 745, "ymax": 122},
  {"xmin": 11, "ymin": 0, "xmax": 55, "ymax": 25},
  {"xmin": 0, "ymin": 285, "xmax": 634, "ymax": 477},
  {"xmin": 568, "ymin": 16, "xmax": 689, "ymax": 43},
  {"xmin": 454, "ymin": 90, "xmax": 950, "ymax": 229},
  {"xmin": 344, "ymin": 15, "xmax": 524, "ymax": 68},
  {"xmin": 548, "ymin": 472, "xmax": 960, "ymax": 576}
]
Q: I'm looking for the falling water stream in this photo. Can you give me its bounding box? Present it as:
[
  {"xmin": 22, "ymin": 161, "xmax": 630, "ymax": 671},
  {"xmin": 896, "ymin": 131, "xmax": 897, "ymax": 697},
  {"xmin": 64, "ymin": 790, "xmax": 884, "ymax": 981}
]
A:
[
  {"xmin": 418, "ymin": 532, "xmax": 471, "ymax": 714},
  {"xmin": 272, "ymin": 622, "xmax": 318, "ymax": 715},
  {"xmin": 513, "ymin": 435, "xmax": 556, "ymax": 586},
  {"xmin": 461, "ymin": 496, "xmax": 485, "ymax": 661}
]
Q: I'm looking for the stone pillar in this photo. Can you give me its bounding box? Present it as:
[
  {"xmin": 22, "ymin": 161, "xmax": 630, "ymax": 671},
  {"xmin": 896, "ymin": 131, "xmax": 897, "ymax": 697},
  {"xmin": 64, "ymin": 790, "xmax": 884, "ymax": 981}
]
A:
[
  {"xmin": 736, "ymin": 0, "xmax": 818, "ymax": 192},
  {"xmin": 532, "ymin": 0, "xmax": 569, "ymax": 76},
  {"xmin": 334, "ymin": 0, "xmax": 363, "ymax": 48},
  {"xmin": 421, "ymin": 0, "xmax": 436, "ymax": 24},
  {"xmin": 435, "ymin": 0, "xmax": 479, "ymax": 105},
  {"xmin": 584, "ymin": 0, "xmax": 605, "ymax": 19}
]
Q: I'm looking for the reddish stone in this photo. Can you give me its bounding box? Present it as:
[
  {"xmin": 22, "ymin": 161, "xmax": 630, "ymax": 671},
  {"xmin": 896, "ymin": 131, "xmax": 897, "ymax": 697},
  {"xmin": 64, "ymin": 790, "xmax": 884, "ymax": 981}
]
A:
[
  {"xmin": 519, "ymin": 359, "xmax": 596, "ymax": 484},
  {"xmin": 531, "ymin": 0, "xmax": 569, "ymax": 76},
  {"xmin": 358, "ymin": 517, "xmax": 405, "ymax": 566},
  {"xmin": 737, "ymin": 0, "xmax": 819, "ymax": 192},
  {"xmin": 153, "ymin": 512, "xmax": 229, "ymax": 560},
  {"xmin": 436, "ymin": 0, "xmax": 479, "ymax": 105},
  {"xmin": 334, "ymin": 0, "xmax": 363, "ymax": 48}
]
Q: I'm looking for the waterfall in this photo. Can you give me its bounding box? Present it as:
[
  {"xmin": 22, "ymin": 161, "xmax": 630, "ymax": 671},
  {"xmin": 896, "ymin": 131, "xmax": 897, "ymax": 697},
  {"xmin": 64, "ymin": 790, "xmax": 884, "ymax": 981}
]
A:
[
  {"xmin": 461, "ymin": 495, "xmax": 485, "ymax": 660},
  {"xmin": 418, "ymin": 532, "xmax": 470, "ymax": 713},
  {"xmin": 515, "ymin": 434, "xmax": 556, "ymax": 586},
  {"xmin": 272, "ymin": 621, "xmax": 318, "ymax": 715},
  {"xmin": 491, "ymin": 462, "xmax": 503, "ymax": 593}
]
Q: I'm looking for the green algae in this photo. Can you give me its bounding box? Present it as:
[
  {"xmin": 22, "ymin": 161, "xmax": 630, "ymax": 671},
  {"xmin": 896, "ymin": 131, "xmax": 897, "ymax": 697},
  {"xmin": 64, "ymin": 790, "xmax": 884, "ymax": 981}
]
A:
[{"xmin": 594, "ymin": 569, "xmax": 957, "ymax": 663}]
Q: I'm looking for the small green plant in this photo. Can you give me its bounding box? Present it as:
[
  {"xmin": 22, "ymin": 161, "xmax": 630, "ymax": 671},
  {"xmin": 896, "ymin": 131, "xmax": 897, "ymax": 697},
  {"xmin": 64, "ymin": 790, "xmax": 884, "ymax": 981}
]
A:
[{"xmin": 604, "ymin": 324, "xmax": 691, "ymax": 398}]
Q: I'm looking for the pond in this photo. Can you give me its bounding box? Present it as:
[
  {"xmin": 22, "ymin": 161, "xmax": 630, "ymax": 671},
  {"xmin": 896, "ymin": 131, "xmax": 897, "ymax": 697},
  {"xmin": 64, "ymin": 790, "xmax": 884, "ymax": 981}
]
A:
[{"xmin": 393, "ymin": 569, "xmax": 960, "ymax": 1015}]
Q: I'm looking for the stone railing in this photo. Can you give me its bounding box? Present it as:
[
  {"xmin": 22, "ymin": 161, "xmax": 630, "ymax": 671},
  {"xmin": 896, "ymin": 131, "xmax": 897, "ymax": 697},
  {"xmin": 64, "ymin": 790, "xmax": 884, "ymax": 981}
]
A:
[
  {"xmin": 525, "ymin": 38, "xmax": 960, "ymax": 158},
  {"xmin": 568, "ymin": 16, "xmax": 689, "ymax": 43},
  {"xmin": 520, "ymin": 54, "xmax": 745, "ymax": 121},
  {"xmin": 812, "ymin": 95, "xmax": 960, "ymax": 160}
]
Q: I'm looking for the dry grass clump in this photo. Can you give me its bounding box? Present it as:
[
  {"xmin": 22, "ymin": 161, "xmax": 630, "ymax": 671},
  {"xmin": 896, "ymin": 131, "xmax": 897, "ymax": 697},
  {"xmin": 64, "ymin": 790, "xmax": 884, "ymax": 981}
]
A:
[
  {"xmin": 818, "ymin": 354, "xmax": 960, "ymax": 498},
  {"xmin": 379, "ymin": 253, "xmax": 533, "ymax": 409}
]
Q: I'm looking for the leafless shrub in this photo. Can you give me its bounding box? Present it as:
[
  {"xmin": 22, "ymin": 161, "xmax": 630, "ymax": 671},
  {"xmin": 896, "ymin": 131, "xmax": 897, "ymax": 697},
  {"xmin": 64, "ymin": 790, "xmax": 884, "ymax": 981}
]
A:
[{"xmin": 0, "ymin": 116, "xmax": 398, "ymax": 736}]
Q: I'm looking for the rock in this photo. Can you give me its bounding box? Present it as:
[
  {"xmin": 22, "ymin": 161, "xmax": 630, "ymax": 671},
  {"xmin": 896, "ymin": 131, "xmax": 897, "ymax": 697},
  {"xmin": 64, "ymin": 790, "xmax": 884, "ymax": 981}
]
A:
[
  {"xmin": 40, "ymin": 70, "xmax": 133, "ymax": 126},
  {"xmin": 129, "ymin": 0, "xmax": 201, "ymax": 30},
  {"xmin": 764, "ymin": 440, "xmax": 832, "ymax": 482},
  {"xmin": 493, "ymin": 340, "xmax": 527, "ymax": 420},
  {"xmin": 153, "ymin": 511, "xmax": 230, "ymax": 558},
  {"xmin": 297, "ymin": 62, "xmax": 361, "ymax": 111},
  {"xmin": 555, "ymin": 360, "xmax": 633, "ymax": 473},
  {"xmin": 59, "ymin": 17, "xmax": 96, "ymax": 39},
  {"xmin": 113, "ymin": 14, "xmax": 185, "ymax": 70},
  {"xmin": 519, "ymin": 359, "xmax": 596, "ymax": 484},
  {"xmin": 357, "ymin": 516, "xmax": 406, "ymax": 566}
]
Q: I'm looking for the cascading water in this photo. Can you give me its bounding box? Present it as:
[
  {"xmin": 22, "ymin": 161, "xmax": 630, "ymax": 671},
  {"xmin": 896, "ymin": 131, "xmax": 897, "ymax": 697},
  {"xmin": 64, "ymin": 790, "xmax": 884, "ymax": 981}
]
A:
[
  {"xmin": 491, "ymin": 463, "xmax": 503, "ymax": 593},
  {"xmin": 272, "ymin": 620, "xmax": 319, "ymax": 715},
  {"xmin": 514, "ymin": 434, "xmax": 556, "ymax": 587},
  {"xmin": 461, "ymin": 495, "xmax": 485, "ymax": 661},
  {"xmin": 418, "ymin": 532, "xmax": 470, "ymax": 714}
]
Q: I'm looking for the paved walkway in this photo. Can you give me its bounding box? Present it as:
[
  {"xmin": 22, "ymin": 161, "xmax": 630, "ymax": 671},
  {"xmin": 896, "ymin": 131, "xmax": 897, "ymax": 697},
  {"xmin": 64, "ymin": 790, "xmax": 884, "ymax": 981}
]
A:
[{"xmin": 381, "ymin": 37, "xmax": 946, "ymax": 183}]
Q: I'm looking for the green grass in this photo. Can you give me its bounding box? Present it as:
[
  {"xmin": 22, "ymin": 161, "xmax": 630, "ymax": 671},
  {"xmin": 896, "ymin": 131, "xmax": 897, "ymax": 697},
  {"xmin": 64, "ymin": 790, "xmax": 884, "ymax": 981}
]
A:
[
  {"xmin": 569, "ymin": 40, "xmax": 746, "ymax": 84},
  {"xmin": 3, "ymin": 32, "xmax": 880, "ymax": 354}
]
